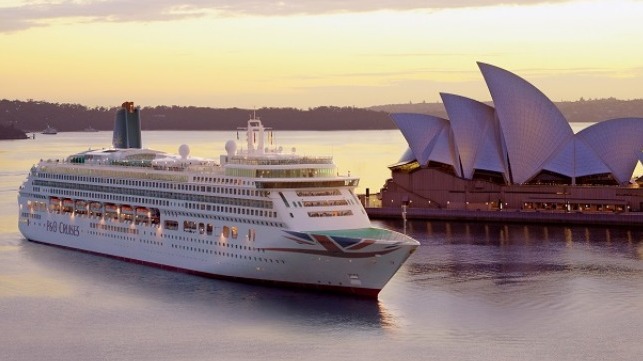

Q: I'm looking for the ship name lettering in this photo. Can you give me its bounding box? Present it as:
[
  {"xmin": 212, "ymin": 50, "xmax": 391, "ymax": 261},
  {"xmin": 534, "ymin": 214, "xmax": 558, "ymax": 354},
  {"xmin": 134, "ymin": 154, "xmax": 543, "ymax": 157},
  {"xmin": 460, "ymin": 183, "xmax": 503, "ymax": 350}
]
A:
[
  {"xmin": 46, "ymin": 220, "xmax": 58, "ymax": 233},
  {"xmin": 56, "ymin": 222, "xmax": 80, "ymax": 237}
]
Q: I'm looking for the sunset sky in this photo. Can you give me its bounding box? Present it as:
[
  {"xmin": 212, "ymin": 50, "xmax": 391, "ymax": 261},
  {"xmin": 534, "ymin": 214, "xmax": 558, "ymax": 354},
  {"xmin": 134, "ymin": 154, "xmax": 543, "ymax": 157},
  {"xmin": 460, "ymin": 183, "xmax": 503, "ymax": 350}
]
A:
[{"xmin": 1, "ymin": 0, "xmax": 643, "ymax": 108}]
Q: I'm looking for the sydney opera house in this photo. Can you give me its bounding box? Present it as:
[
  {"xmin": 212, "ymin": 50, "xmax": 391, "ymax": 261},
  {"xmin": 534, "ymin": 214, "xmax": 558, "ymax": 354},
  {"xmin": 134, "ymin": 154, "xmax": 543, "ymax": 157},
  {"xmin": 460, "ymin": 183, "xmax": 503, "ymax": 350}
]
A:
[{"xmin": 380, "ymin": 62, "xmax": 643, "ymax": 213}]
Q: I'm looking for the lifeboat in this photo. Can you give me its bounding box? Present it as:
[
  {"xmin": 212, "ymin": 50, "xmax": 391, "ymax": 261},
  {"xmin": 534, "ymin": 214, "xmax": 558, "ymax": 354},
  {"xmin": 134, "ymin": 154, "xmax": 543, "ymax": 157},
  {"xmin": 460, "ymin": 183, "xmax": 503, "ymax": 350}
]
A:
[
  {"xmin": 89, "ymin": 202, "xmax": 103, "ymax": 216},
  {"xmin": 135, "ymin": 207, "xmax": 150, "ymax": 224},
  {"xmin": 121, "ymin": 205, "xmax": 134, "ymax": 214},
  {"xmin": 62, "ymin": 198, "xmax": 74, "ymax": 213},
  {"xmin": 105, "ymin": 203, "xmax": 118, "ymax": 213},
  {"xmin": 104, "ymin": 203, "xmax": 118, "ymax": 219},
  {"xmin": 75, "ymin": 200, "xmax": 88, "ymax": 215},
  {"xmin": 49, "ymin": 197, "xmax": 62, "ymax": 212},
  {"xmin": 90, "ymin": 202, "xmax": 103, "ymax": 212},
  {"xmin": 120, "ymin": 205, "xmax": 134, "ymax": 221}
]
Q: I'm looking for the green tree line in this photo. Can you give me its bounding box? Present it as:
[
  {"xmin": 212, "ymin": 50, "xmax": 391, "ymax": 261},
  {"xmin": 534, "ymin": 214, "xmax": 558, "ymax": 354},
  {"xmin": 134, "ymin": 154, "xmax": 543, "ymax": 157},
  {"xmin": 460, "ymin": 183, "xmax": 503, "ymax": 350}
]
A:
[
  {"xmin": 2, "ymin": 98, "xmax": 642, "ymax": 133},
  {"xmin": 0, "ymin": 100, "xmax": 395, "ymax": 132}
]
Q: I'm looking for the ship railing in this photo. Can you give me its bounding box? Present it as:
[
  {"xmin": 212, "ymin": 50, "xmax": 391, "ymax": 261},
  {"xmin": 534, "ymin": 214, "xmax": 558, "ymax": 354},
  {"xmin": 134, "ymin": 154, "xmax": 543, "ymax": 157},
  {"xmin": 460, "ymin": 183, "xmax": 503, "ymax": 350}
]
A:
[
  {"xmin": 39, "ymin": 159, "xmax": 222, "ymax": 174},
  {"xmin": 227, "ymin": 156, "xmax": 333, "ymax": 166},
  {"xmin": 321, "ymin": 227, "xmax": 414, "ymax": 243},
  {"xmin": 367, "ymin": 228, "xmax": 415, "ymax": 242}
]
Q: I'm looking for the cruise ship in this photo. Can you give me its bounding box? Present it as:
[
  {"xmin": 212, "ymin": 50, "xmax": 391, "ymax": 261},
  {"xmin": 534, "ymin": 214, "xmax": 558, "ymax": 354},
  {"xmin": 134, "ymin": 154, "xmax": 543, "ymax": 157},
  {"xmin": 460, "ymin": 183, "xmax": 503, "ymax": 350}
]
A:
[{"xmin": 18, "ymin": 102, "xmax": 419, "ymax": 297}]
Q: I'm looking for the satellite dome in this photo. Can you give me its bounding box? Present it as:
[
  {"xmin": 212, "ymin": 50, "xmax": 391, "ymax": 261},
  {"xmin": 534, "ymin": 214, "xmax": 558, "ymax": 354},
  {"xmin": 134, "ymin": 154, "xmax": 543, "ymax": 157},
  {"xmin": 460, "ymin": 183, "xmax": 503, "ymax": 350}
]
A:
[
  {"xmin": 178, "ymin": 144, "xmax": 190, "ymax": 159},
  {"xmin": 225, "ymin": 140, "xmax": 237, "ymax": 156}
]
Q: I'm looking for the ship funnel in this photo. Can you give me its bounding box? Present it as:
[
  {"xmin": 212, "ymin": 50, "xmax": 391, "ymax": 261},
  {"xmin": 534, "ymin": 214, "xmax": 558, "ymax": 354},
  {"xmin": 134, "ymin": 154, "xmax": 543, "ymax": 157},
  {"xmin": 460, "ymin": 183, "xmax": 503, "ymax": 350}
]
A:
[{"xmin": 112, "ymin": 101, "xmax": 142, "ymax": 149}]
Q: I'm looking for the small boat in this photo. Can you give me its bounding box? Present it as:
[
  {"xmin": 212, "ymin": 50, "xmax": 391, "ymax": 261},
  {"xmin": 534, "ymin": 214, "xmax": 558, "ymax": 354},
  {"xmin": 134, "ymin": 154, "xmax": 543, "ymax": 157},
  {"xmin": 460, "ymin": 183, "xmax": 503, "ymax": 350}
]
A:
[
  {"xmin": 90, "ymin": 202, "xmax": 103, "ymax": 212},
  {"xmin": 75, "ymin": 200, "xmax": 89, "ymax": 214},
  {"xmin": 48, "ymin": 197, "xmax": 61, "ymax": 212},
  {"xmin": 121, "ymin": 205, "xmax": 134, "ymax": 214},
  {"xmin": 62, "ymin": 198, "xmax": 74, "ymax": 213},
  {"xmin": 135, "ymin": 207, "xmax": 150, "ymax": 223},
  {"xmin": 42, "ymin": 125, "xmax": 58, "ymax": 134},
  {"xmin": 121, "ymin": 205, "xmax": 134, "ymax": 221},
  {"xmin": 104, "ymin": 203, "xmax": 118, "ymax": 219}
]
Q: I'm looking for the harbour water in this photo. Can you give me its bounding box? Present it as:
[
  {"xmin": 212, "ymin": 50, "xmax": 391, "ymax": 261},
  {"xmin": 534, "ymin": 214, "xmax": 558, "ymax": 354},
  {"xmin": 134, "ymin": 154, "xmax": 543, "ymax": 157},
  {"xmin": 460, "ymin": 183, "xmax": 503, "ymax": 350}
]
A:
[{"xmin": 1, "ymin": 131, "xmax": 642, "ymax": 360}]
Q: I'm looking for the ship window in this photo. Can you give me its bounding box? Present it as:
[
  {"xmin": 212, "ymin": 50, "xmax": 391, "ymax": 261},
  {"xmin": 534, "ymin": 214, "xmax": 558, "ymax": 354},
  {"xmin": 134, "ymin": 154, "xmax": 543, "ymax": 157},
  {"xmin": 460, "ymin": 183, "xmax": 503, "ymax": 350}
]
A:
[
  {"xmin": 222, "ymin": 226, "xmax": 230, "ymax": 238},
  {"xmin": 231, "ymin": 227, "xmax": 238, "ymax": 239}
]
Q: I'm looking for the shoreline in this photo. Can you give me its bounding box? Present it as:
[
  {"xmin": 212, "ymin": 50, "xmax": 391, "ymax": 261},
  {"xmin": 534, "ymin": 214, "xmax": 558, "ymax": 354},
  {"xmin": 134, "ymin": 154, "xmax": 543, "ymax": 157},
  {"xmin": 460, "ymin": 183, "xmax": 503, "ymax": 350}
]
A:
[{"xmin": 366, "ymin": 207, "xmax": 643, "ymax": 228}]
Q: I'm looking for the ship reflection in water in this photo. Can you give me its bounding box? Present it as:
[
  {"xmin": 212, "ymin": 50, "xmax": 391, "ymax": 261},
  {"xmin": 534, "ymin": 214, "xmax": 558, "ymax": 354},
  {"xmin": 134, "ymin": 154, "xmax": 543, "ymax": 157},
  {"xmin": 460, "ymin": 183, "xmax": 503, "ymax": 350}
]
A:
[{"xmin": 13, "ymin": 237, "xmax": 396, "ymax": 329}]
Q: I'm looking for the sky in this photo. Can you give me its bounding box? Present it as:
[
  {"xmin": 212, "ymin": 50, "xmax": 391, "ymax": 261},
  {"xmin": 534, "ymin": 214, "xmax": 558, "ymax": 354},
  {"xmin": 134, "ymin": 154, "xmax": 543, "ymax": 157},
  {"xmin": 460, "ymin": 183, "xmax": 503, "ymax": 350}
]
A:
[{"xmin": 1, "ymin": 0, "xmax": 643, "ymax": 108}]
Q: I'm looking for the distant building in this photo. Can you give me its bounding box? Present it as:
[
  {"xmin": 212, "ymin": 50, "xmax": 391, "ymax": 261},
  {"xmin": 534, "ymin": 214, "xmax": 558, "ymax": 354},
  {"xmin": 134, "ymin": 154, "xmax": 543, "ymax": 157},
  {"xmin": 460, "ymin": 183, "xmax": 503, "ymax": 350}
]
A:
[{"xmin": 381, "ymin": 62, "xmax": 643, "ymax": 213}]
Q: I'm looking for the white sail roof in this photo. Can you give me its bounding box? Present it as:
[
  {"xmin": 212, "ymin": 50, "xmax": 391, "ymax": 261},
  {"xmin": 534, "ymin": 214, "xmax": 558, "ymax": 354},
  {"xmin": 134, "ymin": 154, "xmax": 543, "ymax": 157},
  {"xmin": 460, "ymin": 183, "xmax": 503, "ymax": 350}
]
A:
[
  {"xmin": 390, "ymin": 113, "xmax": 449, "ymax": 166},
  {"xmin": 542, "ymin": 137, "xmax": 611, "ymax": 178},
  {"xmin": 478, "ymin": 62, "xmax": 574, "ymax": 184},
  {"xmin": 388, "ymin": 147, "xmax": 416, "ymax": 168},
  {"xmin": 441, "ymin": 93, "xmax": 505, "ymax": 179},
  {"xmin": 576, "ymin": 118, "xmax": 643, "ymax": 184},
  {"xmin": 573, "ymin": 137, "xmax": 613, "ymax": 177},
  {"xmin": 398, "ymin": 147, "xmax": 415, "ymax": 164},
  {"xmin": 427, "ymin": 125, "xmax": 461, "ymax": 177},
  {"xmin": 391, "ymin": 62, "xmax": 643, "ymax": 187}
]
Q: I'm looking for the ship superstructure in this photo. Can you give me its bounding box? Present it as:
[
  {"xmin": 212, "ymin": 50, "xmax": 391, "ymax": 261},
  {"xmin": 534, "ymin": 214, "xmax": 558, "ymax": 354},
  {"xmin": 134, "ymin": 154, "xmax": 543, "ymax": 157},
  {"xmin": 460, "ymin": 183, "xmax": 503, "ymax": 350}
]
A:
[{"xmin": 18, "ymin": 102, "xmax": 419, "ymax": 297}]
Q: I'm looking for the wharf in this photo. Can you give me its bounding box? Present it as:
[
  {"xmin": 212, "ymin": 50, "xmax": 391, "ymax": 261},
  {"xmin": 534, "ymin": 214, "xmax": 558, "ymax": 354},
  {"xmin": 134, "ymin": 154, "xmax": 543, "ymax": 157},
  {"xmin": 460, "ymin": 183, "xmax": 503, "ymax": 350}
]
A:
[{"xmin": 366, "ymin": 207, "xmax": 643, "ymax": 228}]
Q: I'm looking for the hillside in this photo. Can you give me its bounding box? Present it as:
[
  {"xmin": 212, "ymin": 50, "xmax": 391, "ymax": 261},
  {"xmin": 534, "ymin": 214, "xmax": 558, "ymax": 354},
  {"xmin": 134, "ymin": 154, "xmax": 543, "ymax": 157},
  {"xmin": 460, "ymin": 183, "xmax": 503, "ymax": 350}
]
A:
[
  {"xmin": 369, "ymin": 98, "xmax": 643, "ymax": 123},
  {"xmin": 1, "ymin": 98, "xmax": 642, "ymax": 133},
  {"xmin": 0, "ymin": 100, "xmax": 394, "ymax": 132},
  {"xmin": 0, "ymin": 122, "xmax": 28, "ymax": 140}
]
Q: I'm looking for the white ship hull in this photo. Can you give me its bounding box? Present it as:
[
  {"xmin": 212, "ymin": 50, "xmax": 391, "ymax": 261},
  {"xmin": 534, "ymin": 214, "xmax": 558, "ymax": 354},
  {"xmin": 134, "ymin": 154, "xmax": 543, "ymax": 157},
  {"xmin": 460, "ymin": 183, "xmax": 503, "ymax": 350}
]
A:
[{"xmin": 18, "ymin": 198, "xmax": 416, "ymax": 297}]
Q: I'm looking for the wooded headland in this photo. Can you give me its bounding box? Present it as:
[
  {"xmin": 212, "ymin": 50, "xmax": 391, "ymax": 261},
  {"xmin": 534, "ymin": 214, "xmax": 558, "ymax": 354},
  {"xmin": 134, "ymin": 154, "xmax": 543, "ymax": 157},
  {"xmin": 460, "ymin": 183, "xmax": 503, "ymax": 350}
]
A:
[{"xmin": 2, "ymin": 98, "xmax": 642, "ymax": 133}]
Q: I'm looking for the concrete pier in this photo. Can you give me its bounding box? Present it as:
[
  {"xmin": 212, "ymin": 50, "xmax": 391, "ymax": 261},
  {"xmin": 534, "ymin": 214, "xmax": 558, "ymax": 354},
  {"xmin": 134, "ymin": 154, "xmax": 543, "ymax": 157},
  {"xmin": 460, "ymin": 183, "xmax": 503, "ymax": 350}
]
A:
[{"xmin": 366, "ymin": 207, "xmax": 643, "ymax": 227}]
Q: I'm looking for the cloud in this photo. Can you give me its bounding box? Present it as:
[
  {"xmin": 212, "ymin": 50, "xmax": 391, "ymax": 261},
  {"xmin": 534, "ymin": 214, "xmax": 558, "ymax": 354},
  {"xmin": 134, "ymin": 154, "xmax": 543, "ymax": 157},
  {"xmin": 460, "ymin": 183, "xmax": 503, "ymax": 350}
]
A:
[
  {"xmin": 188, "ymin": 0, "xmax": 574, "ymax": 16},
  {"xmin": 0, "ymin": 0, "xmax": 208, "ymax": 33},
  {"xmin": 0, "ymin": 0, "xmax": 574, "ymax": 33}
]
